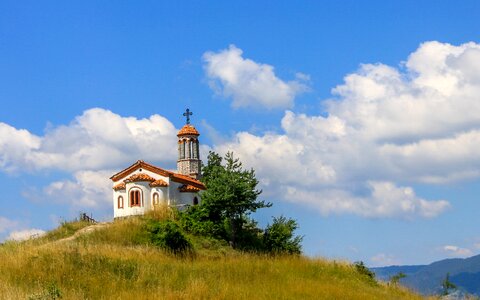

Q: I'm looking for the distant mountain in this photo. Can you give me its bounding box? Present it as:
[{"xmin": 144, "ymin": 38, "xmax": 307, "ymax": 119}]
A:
[{"xmin": 372, "ymin": 254, "xmax": 480, "ymax": 295}]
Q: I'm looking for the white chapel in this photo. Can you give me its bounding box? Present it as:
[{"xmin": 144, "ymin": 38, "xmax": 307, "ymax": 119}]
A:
[{"xmin": 110, "ymin": 109, "xmax": 206, "ymax": 219}]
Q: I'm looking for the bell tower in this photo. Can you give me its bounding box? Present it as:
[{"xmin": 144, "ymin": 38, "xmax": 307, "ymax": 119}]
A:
[{"xmin": 177, "ymin": 108, "xmax": 201, "ymax": 179}]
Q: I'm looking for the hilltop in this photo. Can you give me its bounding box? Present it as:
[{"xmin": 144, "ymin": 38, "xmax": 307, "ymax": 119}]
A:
[{"xmin": 0, "ymin": 215, "xmax": 426, "ymax": 300}]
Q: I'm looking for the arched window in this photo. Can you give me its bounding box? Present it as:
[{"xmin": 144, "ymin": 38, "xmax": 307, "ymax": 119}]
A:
[
  {"xmin": 130, "ymin": 190, "xmax": 142, "ymax": 207},
  {"xmin": 152, "ymin": 192, "xmax": 159, "ymax": 206},
  {"xmin": 193, "ymin": 197, "xmax": 199, "ymax": 205},
  {"xmin": 118, "ymin": 196, "xmax": 124, "ymax": 209}
]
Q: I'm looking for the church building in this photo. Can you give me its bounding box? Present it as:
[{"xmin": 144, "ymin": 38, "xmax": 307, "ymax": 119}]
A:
[{"xmin": 110, "ymin": 109, "xmax": 206, "ymax": 219}]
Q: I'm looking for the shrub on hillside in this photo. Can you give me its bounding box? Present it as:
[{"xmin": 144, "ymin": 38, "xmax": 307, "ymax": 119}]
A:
[
  {"xmin": 147, "ymin": 219, "xmax": 192, "ymax": 255},
  {"xmin": 263, "ymin": 216, "xmax": 303, "ymax": 255},
  {"xmin": 179, "ymin": 205, "xmax": 225, "ymax": 238},
  {"xmin": 354, "ymin": 261, "xmax": 376, "ymax": 283},
  {"xmin": 234, "ymin": 217, "xmax": 264, "ymax": 251}
]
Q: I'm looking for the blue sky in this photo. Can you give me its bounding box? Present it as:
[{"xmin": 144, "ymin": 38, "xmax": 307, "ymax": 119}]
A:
[{"xmin": 1, "ymin": 1, "xmax": 480, "ymax": 266}]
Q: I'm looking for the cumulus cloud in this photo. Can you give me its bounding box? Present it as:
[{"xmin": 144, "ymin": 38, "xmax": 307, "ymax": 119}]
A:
[
  {"xmin": 0, "ymin": 123, "xmax": 40, "ymax": 172},
  {"xmin": 284, "ymin": 182, "xmax": 449, "ymax": 219},
  {"xmin": 2, "ymin": 41, "xmax": 479, "ymax": 220},
  {"xmin": 0, "ymin": 108, "xmax": 179, "ymax": 212},
  {"xmin": 31, "ymin": 170, "xmax": 113, "ymax": 208},
  {"xmin": 0, "ymin": 108, "xmax": 177, "ymax": 173},
  {"xmin": 211, "ymin": 41, "xmax": 480, "ymax": 218},
  {"xmin": 7, "ymin": 228, "xmax": 46, "ymax": 241},
  {"xmin": 442, "ymin": 245, "xmax": 473, "ymax": 257},
  {"xmin": 203, "ymin": 45, "xmax": 309, "ymax": 109}
]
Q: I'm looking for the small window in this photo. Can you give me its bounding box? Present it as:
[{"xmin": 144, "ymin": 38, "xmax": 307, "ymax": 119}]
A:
[
  {"xmin": 153, "ymin": 192, "xmax": 159, "ymax": 206},
  {"xmin": 193, "ymin": 197, "xmax": 199, "ymax": 205},
  {"xmin": 130, "ymin": 190, "xmax": 142, "ymax": 207},
  {"xmin": 118, "ymin": 196, "xmax": 124, "ymax": 209}
]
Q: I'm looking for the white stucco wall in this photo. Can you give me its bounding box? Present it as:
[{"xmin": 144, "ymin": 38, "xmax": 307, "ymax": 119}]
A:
[
  {"xmin": 151, "ymin": 187, "xmax": 168, "ymax": 206},
  {"xmin": 113, "ymin": 190, "xmax": 127, "ymax": 217}
]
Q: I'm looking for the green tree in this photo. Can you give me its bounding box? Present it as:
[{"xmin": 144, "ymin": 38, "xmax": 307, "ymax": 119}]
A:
[
  {"xmin": 263, "ymin": 216, "xmax": 303, "ymax": 255},
  {"xmin": 441, "ymin": 272, "xmax": 456, "ymax": 295},
  {"xmin": 201, "ymin": 151, "xmax": 271, "ymax": 248}
]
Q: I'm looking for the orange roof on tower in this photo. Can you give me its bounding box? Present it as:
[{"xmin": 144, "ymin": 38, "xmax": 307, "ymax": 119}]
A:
[{"xmin": 177, "ymin": 124, "xmax": 200, "ymax": 137}]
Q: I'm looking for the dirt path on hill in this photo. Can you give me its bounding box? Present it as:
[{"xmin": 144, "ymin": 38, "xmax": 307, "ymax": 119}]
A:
[{"xmin": 51, "ymin": 222, "xmax": 110, "ymax": 244}]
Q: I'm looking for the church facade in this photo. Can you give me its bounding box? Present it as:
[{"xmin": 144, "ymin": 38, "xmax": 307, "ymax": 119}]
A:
[{"xmin": 110, "ymin": 114, "xmax": 205, "ymax": 219}]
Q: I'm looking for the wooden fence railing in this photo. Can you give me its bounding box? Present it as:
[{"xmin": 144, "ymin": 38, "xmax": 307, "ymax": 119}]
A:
[{"xmin": 79, "ymin": 212, "xmax": 97, "ymax": 223}]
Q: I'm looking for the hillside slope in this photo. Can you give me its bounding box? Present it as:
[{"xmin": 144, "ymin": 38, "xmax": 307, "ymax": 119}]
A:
[{"xmin": 0, "ymin": 218, "xmax": 426, "ymax": 299}]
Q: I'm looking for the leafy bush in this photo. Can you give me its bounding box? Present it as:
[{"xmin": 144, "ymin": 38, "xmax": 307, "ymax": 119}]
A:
[
  {"xmin": 234, "ymin": 217, "xmax": 264, "ymax": 251},
  {"xmin": 147, "ymin": 219, "xmax": 192, "ymax": 255},
  {"xmin": 354, "ymin": 261, "xmax": 376, "ymax": 283},
  {"xmin": 263, "ymin": 216, "xmax": 303, "ymax": 255}
]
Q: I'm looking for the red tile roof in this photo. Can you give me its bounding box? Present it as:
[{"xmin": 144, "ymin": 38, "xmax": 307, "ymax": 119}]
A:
[
  {"xmin": 110, "ymin": 160, "xmax": 206, "ymax": 190},
  {"xmin": 179, "ymin": 184, "xmax": 201, "ymax": 193},
  {"xmin": 124, "ymin": 173, "xmax": 156, "ymax": 183},
  {"xmin": 113, "ymin": 182, "xmax": 126, "ymax": 191},
  {"xmin": 177, "ymin": 124, "xmax": 200, "ymax": 136},
  {"xmin": 149, "ymin": 179, "xmax": 168, "ymax": 187}
]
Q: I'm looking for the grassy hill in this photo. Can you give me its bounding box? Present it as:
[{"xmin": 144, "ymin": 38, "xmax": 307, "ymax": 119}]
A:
[{"xmin": 0, "ymin": 216, "xmax": 428, "ymax": 299}]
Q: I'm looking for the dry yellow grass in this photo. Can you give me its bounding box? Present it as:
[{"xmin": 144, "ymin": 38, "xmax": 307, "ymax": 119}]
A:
[{"xmin": 0, "ymin": 218, "xmax": 430, "ymax": 299}]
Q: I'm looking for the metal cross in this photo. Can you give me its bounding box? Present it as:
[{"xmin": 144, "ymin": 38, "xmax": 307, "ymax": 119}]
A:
[{"xmin": 183, "ymin": 108, "xmax": 193, "ymax": 124}]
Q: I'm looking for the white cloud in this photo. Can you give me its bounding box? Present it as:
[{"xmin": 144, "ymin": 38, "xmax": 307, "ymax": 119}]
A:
[
  {"xmin": 370, "ymin": 253, "xmax": 400, "ymax": 267},
  {"xmin": 42, "ymin": 170, "xmax": 113, "ymax": 208},
  {"xmin": 7, "ymin": 229, "xmax": 46, "ymax": 241},
  {"xmin": 20, "ymin": 169, "xmax": 115, "ymax": 213},
  {"xmin": 211, "ymin": 41, "xmax": 480, "ymax": 218},
  {"xmin": 442, "ymin": 245, "xmax": 473, "ymax": 257},
  {"xmin": 284, "ymin": 182, "xmax": 449, "ymax": 219},
  {"xmin": 203, "ymin": 45, "xmax": 309, "ymax": 109},
  {"xmin": 0, "ymin": 108, "xmax": 178, "ymax": 173},
  {"xmin": 0, "ymin": 108, "xmax": 179, "ymax": 213},
  {"xmin": 1, "ymin": 41, "xmax": 479, "ymax": 220},
  {"xmin": 0, "ymin": 123, "xmax": 40, "ymax": 172}
]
